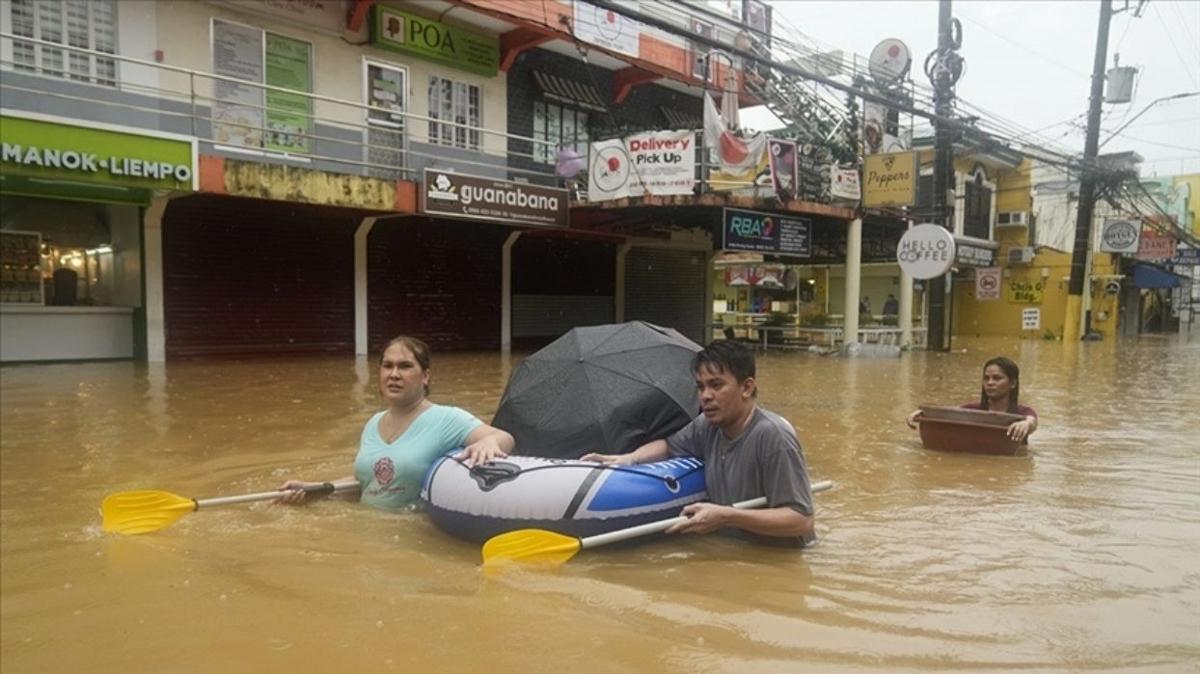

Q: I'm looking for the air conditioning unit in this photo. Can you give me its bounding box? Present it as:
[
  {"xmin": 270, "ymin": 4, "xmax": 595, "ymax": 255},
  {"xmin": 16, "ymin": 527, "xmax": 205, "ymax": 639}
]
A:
[
  {"xmin": 1008, "ymin": 247, "xmax": 1035, "ymax": 264},
  {"xmin": 998, "ymin": 211, "xmax": 1029, "ymax": 226}
]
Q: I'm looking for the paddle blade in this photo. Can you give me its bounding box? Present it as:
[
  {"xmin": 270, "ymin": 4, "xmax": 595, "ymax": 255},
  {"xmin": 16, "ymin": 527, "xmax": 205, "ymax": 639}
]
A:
[
  {"xmin": 101, "ymin": 490, "xmax": 197, "ymax": 535},
  {"xmin": 482, "ymin": 529, "xmax": 582, "ymax": 567}
]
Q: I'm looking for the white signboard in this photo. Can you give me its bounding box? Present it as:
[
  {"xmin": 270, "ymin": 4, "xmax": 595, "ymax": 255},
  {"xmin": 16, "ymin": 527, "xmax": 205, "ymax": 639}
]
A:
[
  {"xmin": 830, "ymin": 166, "xmax": 861, "ymax": 201},
  {"xmin": 574, "ymin": 0, "xmax": 641, "ymax": 58},
  {"xmin": 1100, "ymin": 218, "xmax": 1141, "ymax": 253},
  {"xmin": 1022, "ymin": 307, "xmax": 1041, "ymax": 331},
  {"xmin": 212, "ymin": 19, "xmax": 265, "ymax": 148},
  {"xmin": 588, "ymin": 131, "xmax": 695, "ymax": 201},
  {"xmin": 210, "ymin": 0, "xmax": 349, "ymax": 34},
  {"xmin": 975, "ymin": 267, "xmax": 1001, "ymax": 301},
  {"xmin": 896, "ymin": 223, "xmax": 956, "ymax": 280}
]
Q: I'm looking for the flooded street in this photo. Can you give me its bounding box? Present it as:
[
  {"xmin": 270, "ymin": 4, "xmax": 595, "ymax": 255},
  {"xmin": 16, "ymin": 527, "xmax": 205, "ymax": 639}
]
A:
[{"xmin": 2, "ymin": 336, "xmax": 1198, "ymax": 673}]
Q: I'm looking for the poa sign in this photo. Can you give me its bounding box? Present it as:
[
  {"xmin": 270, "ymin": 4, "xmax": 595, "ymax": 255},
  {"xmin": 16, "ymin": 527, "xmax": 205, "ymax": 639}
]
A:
[{"xmin": 896, "ymin": 223, "xmax": 956, "ymax": 279}]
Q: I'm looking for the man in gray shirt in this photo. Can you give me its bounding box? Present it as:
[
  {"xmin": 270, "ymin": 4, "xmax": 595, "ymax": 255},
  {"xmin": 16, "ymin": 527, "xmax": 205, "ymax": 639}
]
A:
[{"xmin": 583, "ymin": 340, "xmax": 815, "ymax": 543}]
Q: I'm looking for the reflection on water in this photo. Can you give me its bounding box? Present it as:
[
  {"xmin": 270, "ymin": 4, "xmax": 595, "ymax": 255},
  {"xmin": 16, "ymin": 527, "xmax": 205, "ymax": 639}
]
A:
[{"xmin": 2, "ymin": 338, "xmax": 1198, "ymax": 672}]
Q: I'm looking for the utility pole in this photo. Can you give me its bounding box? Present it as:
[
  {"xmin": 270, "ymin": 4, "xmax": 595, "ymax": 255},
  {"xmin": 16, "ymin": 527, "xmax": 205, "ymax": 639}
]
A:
[
  {"xmin": 1064, "ymin": 0, "xmax": 1113, "ymax": 343},
  {"xmin": 927, "ymin": 0, "xmax": 959, "ymax": 351}
]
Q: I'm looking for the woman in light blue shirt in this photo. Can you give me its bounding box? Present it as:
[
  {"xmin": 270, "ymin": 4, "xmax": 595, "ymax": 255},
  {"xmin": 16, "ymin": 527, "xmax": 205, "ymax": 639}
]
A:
[{"xmin": 278, "ymin": 336, "xmax": 514, "ymax": 509}]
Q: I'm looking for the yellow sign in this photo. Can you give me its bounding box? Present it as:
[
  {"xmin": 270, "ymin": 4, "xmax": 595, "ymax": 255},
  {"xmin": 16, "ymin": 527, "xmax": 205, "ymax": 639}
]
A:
[
  {"xmin": 863, "ymin": 151, "xmax": 917, "ymax": 207},
  {"xmin": 1007, "ymin": 279, "xmax": 1044, "ymax": 304}
]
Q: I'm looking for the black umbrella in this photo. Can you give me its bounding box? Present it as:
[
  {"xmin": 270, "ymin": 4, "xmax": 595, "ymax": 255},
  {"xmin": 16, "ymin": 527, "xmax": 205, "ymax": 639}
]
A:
[{"xmin": 493, "ymin": 321, "xmax": 703, "ymax": 459}]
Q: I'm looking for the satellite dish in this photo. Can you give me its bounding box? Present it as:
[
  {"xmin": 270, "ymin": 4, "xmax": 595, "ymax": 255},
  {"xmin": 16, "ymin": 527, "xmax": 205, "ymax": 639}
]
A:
[{"xmin": 869, "ymin": 38, "xmax": 912, "ymax": 84}]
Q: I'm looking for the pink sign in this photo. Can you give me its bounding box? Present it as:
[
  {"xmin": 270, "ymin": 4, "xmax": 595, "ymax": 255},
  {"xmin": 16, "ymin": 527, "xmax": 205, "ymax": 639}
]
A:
[{"xmin": 1136, "ymin": 232, "xmax": 1177, "ymax": 261}]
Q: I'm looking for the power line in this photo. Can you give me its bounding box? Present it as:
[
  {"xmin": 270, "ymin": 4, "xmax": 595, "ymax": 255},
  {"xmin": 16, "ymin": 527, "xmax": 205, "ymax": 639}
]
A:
[
  {"xmin": 957, "ymin": 13, "xmax": 1090, "ymax": 79},
  {"xmin": 1153, "ymin": 4, "xmax": 1200, "ymax": 88}
]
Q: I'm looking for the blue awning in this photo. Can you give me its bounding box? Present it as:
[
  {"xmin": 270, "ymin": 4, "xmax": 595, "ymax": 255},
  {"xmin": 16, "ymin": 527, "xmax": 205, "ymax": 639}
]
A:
[{"xmin": 1132, "ymin": 263, "xmax": 1187, "ymax": 289}]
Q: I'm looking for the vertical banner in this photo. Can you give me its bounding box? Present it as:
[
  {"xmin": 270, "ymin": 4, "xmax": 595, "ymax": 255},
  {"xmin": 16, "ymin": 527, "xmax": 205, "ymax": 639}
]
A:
[
  {"xmin": 588, "ymin": 131, "xmax": 695, "ymax": 201},
  {"xmin": 212, "ymin": 20, "xmax": 265, "ymax": 148},
  {"xmin": 768, "ymin": 139, "xmax": 796, "ymax": 201},
  {"xmin": 975, "ymin": 267, "xmax": 1001, "ymax": 301},
  {"xmin": 265, "ymin": 33, "xmax": 313, "ymax": 153}
]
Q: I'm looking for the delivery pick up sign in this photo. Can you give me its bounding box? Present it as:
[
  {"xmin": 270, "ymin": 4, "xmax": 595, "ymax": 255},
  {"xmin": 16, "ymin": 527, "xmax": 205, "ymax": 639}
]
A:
[
  {"xmin": 587, "ymin": 131, "xmax": 695, "ymax": 201},
  {"xmin": 897, "ymin": 224, "xmax": 956, "ymax": 280}
]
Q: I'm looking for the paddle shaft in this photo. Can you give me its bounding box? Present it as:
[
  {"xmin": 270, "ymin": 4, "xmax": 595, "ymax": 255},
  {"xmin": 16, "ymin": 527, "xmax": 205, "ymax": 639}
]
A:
[
  {"xmin": 196, "ymin": 479, "xmax": 360, "ymax": 510},
  {"xmin": 580, "ymin": 479, "xmax": 834, "ymax": 549}
]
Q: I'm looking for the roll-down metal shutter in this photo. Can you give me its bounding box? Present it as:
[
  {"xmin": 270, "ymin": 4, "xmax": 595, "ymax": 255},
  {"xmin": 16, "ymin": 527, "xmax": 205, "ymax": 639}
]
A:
[{"xmin": 624, "ymin": 247, "xmax": 707, "ymax": 344}]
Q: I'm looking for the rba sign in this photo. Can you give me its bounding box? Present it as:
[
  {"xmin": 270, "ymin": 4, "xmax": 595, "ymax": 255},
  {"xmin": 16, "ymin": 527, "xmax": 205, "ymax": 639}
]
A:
[{"xmin": 421, "ymin": 169, "xmax": 568, "ymax": 227}]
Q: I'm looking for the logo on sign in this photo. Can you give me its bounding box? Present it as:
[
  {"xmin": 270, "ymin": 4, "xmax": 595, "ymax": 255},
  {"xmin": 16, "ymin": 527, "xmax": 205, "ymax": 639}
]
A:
[
  {"xmin": 896, "ymin": 223, "xmax": 956, "ymax": 280},
  {"xmin": 590, "ymin": 144, "xmax": 631, "ymax": 194},
  {"xmin": 730, "ymin": 215, "xmax": 774, "ymax": 239},
  {"xmin": 1101, "ymin": 219, "xmax": 1139, "ymax": 252}
]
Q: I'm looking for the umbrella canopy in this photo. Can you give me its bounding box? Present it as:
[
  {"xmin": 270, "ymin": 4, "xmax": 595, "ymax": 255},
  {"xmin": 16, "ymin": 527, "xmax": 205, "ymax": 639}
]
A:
[{"xmin": 493, "ymin": 322, "xmax": 703, "ymax": 459}]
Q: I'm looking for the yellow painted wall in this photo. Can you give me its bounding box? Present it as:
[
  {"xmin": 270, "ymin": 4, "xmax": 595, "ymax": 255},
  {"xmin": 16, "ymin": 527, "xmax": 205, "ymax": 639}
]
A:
[{"xmin": 1172, "ymin": 173, "xmax": 1199, "ymax": 235}]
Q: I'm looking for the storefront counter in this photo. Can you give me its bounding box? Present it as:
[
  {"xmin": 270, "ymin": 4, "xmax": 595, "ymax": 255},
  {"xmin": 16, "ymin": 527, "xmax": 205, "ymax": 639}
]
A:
[{"xmin": 1, "ymin": 306, "xmax": 135, "ymax": 362}]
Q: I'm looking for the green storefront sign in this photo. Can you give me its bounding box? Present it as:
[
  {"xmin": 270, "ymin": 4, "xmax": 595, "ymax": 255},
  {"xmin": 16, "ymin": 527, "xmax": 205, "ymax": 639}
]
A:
[
  {"xmin": 371, "ymin": 5, "xmax": 498, "ymax": 77},
  {"xmin": 0, "ymin": 114, "xmax": 196, "ymax": 203}
]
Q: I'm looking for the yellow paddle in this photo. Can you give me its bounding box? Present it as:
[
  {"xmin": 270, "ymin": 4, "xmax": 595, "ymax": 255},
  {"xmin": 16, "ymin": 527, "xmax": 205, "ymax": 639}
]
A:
[
  {"xmin": 482, "ymin": 479, "xmax": 834, "ymax": 566},
  {"xmin": 101, "ymin": 479, "xmax": 361, "ymax": 535}
]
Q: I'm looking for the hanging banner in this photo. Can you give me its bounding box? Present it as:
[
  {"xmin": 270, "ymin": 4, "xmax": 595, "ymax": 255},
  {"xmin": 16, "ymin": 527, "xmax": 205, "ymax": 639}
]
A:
[
  {"xmin": 768, "ymin": 139, "xmax": 797, "ymax": 201},
  {"xmin": 703, "ymin": 93, "xmax": 768, "ymax": 190},
  {"xmin": 587, "ymin": 130, "xmax": 695, "ymax": 201},
  {"xmin": 830, "ymin": 165, "xmax": 861, "ymax": 201},
  {"xmin": 1100, "ymin": 218, "xmax": 1141, "ymax": 253},
  {"xmin": 722, "ymin": 208, "xmax": 811, "ymax": 257},
  {"xmin": 975, "ymin": 267, "xmax": 1001, "ymax": 301},
  {"xmin": 573, "ymin": 0, "xmax": 641, "ymax": 58},
  {"xmin": 863, "ymin": 151, "xmax": 917, "ymax": 207},
  {"xmin": 1136, "ymin": 232, "xmax": 1177, "ymax": 261}
]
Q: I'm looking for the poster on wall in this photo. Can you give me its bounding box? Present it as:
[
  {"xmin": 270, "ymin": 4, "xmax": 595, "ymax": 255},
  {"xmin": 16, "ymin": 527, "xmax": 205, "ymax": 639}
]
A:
[
  {"xmin": 587, "ymin": 131, "xmax": 695, "ymax": 201},
  {"xmin": 975, "ymin": 267, "xmax": 1001, "ymax": 301},
  {"xmin": 768, "ymin": 139, "xmax": 796, "ymax": 201},
  {"xmin": 573, "ymin": 1, "xmax": 641, "ymax": 58},
  {"xmin": 1022, "ymin": 307, "xmax": 1041, "ymax": 331},
  {"xmin": 264, "ymin": 33, "xmax": 313, "ymax": 153},
  {"xmin": 212, "ymin": 19, "xmax": 265, "ymax": 148}
]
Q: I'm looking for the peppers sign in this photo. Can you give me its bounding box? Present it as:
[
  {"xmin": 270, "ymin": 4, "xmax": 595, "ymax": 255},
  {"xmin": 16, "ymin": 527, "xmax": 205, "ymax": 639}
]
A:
[
  {"xmin": 371, "ymin": 5, "xmax": 498, "ymax": 76},
  {"xmin": 0, "ymin": 114, "xmax": 196, "ymax": 192},
  {"xmin": 863, "ymin": 151, "xmax": 917, "ymax": 207},
  {"xmin": 896, "ymin": 223, "xmax": 955, "ymax": 279}
]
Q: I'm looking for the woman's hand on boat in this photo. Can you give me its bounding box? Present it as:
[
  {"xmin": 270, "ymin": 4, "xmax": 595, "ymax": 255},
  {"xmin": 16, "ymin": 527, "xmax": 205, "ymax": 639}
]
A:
[
  {"xmin": 1007, "ymin": 418, "xmax": 1034, "ymax": 442},
  {"xmin": 276, "ymin": 480, "xmax": 320, "ymax": 505},
  {"xmin": 666, "ymin": 502, "xmax": 728, "ymax": 535},
  {"xmin": 456, "ymin": 437, "xmax": 509, "ymax": 468},
  {"xmin": 905, "ymin": 409, "xmax": 922, "ymax": 429},
  {"xmin": 580, "ymin": 452, "xmax": 635, "ymax": 466}
]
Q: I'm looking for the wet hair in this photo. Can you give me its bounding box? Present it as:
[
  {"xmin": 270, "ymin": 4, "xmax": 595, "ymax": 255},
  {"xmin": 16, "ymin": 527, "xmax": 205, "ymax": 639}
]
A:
[
  {"xmin": 979, "ymin": 356, "xmax": 1020, "ymax": 412},
  {"xmin": 693, "ymin": 340, "xmax": 757, "ymax": 397},
  {"xmin": 380, "ymin": 335, "xmax": 431, "ymax": 395}
]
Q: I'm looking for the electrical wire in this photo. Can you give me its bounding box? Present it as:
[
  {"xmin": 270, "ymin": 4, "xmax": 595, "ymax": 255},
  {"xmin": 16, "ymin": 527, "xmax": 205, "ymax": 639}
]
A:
[{"xmin": 1152, "ymin": 4, "xmax": 1200, "ymax": 88}]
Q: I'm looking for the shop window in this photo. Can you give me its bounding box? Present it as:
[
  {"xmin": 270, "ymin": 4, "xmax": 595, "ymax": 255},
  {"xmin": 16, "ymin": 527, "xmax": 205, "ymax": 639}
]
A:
[
  {"xmin": 211, "ymin": 20, "xmax": 314, "ymax": 153},
  {"xmin": 9, "ymin": 0, "xmax": 117, "ymax": 86},
  {"xmin": 532, "ymin": 101, "xmax": 590, "ymax": 165},
  {"xmin": 428, "ymin": 77, "xmax": 481, "ymax": 151}
]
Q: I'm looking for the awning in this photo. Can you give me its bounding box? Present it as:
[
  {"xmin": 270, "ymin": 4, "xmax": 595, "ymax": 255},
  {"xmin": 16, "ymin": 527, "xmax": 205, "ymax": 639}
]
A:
[
  {"xmin": 660, "ymin": 106, "xmax": 701, "ymax": 129},
  {"xmin": 533, "ymin": 71, "xmax": 606, "ymax": 112},
  {"xmin": 1132, "ymin": 263, "xmax": 1189, "ymax": 289}
]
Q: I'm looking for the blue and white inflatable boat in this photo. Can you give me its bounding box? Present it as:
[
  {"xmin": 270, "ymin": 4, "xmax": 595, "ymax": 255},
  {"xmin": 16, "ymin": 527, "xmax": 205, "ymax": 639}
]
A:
[{"xmin": 421, "ymin": 454, "xmax": 706, "ymax": 542}]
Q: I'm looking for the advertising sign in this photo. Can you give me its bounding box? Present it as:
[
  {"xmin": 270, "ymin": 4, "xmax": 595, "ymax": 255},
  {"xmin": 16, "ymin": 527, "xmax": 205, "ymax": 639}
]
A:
[
  {"xmin": 1172, "ymin": 247, "xmax": 1200, "ymax": 265},
  {"xmin": 1, "ymin": 113, "xmax": 197, "ymax": 192},
  {"xmin": 954, "ymin": 237, "xmax": 997, "ymax": 267},
  {"xmin": 372, "ymin": 4, "xmax": 499, "ymax": 76},
  {"xmin": 830, "ymin": 165, "xmax": 861, "ymax": 201},
  {"xmin": 210, "ymin": 1, "xmax": 350, "ymax": 33},
  {"xmin": 975, "ymin": 267, "xmax": 1001, "ymax": 301},
  {"xmin": 1022, "ymin": 307, "xmax": 1041, "ymax": 331},
  {"xmin": 1007, "ymin": 279, "xmax": 1044, "ymax": 304},
  {"xmin": 768, "ymin": 139, "xmax": 797, "ymax": 201},
  {"xmin": 264, "ymin": 33, "xmax": 313, "ymax": 153},
  {"xmin": 212, "ymin": 19, "xmax": 265, "ymax": 148},
  {"xmin": 1100, "ymin": 218, "xmax": 1141, "ymax": 253},
  {"xmin": 422, "ymin": 169, "xmax": 568, "ymax": 227},
  {"xmin": 896, "ymin": 223, "xmax": 955, "ymax": 280},
  {"xmin": 573, "ymin": 0, "xmax": 641, "ymax": 58},
  {"xmin": 722, "ymin": 208, "xmax": 811, "ymax": 257},
  {"xmin": 863, "ymin": 151, "xmax": 917, "ymax": 207},
  {"xmin": 1136, "ymin": 232, "xmax": 1177, "ymax": 261},
  {"xmin": 587, "ymin": 131, "xmax": 695, "ymax": 201}
]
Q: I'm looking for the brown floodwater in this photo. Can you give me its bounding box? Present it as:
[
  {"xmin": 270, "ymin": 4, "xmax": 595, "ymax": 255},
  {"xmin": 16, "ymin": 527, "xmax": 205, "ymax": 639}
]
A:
[{"xmin": 2, "ymin": 336, "xmax": 1198, "ymax": 673}]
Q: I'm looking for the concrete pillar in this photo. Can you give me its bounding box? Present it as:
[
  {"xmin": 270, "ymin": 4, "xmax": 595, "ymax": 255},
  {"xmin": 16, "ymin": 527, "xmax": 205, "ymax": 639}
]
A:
[
  {"xmin": 704, "ymin": 249, "xmax": 718, "ymax": 342},
  {"xmin": 143, "ymin": 195, "xmax": 171, "ymax": 362},
  {"xmin": 501, "ymin": 231, "xmax": 523, "ymax": 350},
  {"xmin": 899, "ymin": 220, "xmax": 914, "ymax": 347},
  {"xmin": 843, "ymin": 217, "xmax": 863, "ymax": 345},
  {"xmin": 614, "ymin": 242, "xmax": 632, "ymax": 322},
  {"xmin": 354, "ymin": 216, "xmax": 378, "ymax": 356}
]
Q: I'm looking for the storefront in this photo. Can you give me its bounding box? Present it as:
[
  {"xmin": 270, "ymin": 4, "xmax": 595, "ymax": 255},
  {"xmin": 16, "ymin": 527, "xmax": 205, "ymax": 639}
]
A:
[{"xmin": 0, "ymin": 112, "xmax": 195, "ymax": 362}]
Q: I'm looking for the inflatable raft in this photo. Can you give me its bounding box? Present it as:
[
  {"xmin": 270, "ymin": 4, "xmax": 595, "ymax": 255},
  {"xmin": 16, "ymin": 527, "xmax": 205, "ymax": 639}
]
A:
[
  {"xmin": 915, "ymin": 405, "xmax": 1026, "ymax": 455},
  {"xmin": 421, "ymin": 454, "xmax": 706, "ymax": 542}
]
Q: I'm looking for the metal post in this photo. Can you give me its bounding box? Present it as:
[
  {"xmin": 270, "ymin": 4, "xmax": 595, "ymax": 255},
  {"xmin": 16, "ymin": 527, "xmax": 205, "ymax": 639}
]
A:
[
  {"xmin": 899, "ymin": 220, "xmax": 914, "ymax": 347},
  {"xmin": 1065, "ymin": 0, "xmax": 1113, "ymax": 343},
  {"xmin": 928, "ymin": 0, "xmax": 957, "ymax": 351},
  {"xmin": 844, "ymin": 217, "xmax": 863, "ymax": 345}
]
